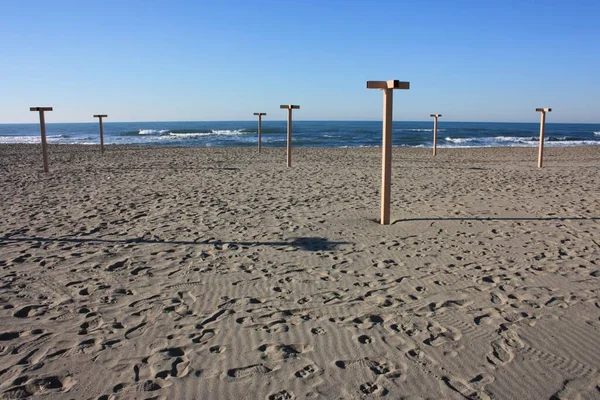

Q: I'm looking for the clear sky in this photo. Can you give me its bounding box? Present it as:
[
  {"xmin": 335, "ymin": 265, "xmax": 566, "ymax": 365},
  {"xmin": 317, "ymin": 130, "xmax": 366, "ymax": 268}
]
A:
[{"xmin": 1, "ymin": 0, "xmax": 598, "ymax": 123}]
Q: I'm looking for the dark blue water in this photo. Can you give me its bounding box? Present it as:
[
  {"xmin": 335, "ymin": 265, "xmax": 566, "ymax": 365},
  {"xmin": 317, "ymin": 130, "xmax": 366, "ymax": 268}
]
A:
[{"xmin": 1, "ymin": 121, "xmax": 599, "ymax": 148}]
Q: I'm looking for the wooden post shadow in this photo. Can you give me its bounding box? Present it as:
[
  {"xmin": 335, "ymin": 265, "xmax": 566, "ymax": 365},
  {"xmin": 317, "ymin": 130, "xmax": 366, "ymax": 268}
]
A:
[
  {"xmin": 29, "ymin": 107, "xmax": 53, "ymax": 172},
  {"xmin": 253, "ymin": 112, "xmax": 266, "ymax": 153},
  {"xmin": 430, "ymin": 114, "xmax": 442, "ymax": 156},
  {"xmin": 93, "ymin": 114, "xmax": 108, "ymax": 154},
  {"xmin": 366, "ymin": 80, "xmax": 410, "ymax": 225},
  {"xmin": 536, "ymin": 108, "xmax": 552, "ymax": 168},
  {"xmin": 280, "ymin": 105, "xmax": 300, "ymax": 167}
]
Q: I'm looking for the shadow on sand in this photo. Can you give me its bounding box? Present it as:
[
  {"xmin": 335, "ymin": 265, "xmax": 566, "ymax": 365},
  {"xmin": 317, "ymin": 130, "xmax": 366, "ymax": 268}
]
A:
[
  {"xmin": 0, "ymin": 236, "xmax": 351, "ymax": 252},
  {"xmin": 391, "ymin": 216, "xmax": 599, "ymax": 224}
]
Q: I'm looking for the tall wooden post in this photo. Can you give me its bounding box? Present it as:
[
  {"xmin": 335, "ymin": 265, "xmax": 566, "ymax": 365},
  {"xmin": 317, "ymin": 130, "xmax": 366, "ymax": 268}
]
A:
[
  {"xmin": 280, "ymin": 105, "xmax": 300, "ymax": 167},
  {"xmin": 430, "ymin": 114, "xmax": 442, "ymax": 156},
  {"xmin": 93, "ymin": 114, "xmax": 108, "ymax": 154},
  {"xmin": 29, "ymin": 107, "xmax": 53, "ymax": 173},
  {"xmin": 366, "ymin": 80, "xmax": 410, "ymax": 225},
  {"xmin": 253, "ymin": 112, "xmax": 266, "ymax": 153},
  {"xmin": 536, "ymin": 108, "xmax": 552, "ymax": 168}
]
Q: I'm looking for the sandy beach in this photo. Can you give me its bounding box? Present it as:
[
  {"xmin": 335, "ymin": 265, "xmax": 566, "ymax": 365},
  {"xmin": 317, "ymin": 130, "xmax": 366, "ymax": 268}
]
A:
[{"xmin": 1, "ymin": 144, "xmax": 599, "ymax": 399}]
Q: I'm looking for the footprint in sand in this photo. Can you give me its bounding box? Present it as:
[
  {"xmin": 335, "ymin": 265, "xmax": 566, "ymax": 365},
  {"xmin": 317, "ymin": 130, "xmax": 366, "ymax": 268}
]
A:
[
  {"xmin": 13, "ymin": 305, "xmax": 47, "ymax": 318},
  {"xmin": 106, "ymin": 259, "xmax": 129, "ymax": 272},
  {"xmin": 209, "ymin": 345, "xmax": 226, "ymax": 354},
  {"xmin": 351, "ymin": 314, "xmax": 385, "ymax": 330},
  {"xmin": 125, "ymin": 322, "xmax": 147, "ymax": 340},
  {"xmin": 416, "ymin": 298, "xmax": 473, "ymax": 316},
  {"xmin": 551, "ymin": 375, "xmax": 600, "ymax": 399},
  {"xmin": 486, "ymin": 339, "xmax": 514, "ymax": 366},
  {"xmin": 257, "ymin": 344, "xmax": 312, "ymax": 361},
  {"xmin": 490, "ymin": 291, "xmax": 507, "ymax": 305},
  {"xmin": 443, "ymin": 376, "xmax": 491, "ymax": 400},
  {"xmin": 0, "ymin": 331, "xmax": 20, "ymax": 341},
  {"xmin": 148, "ymin": 347, "xmax": 190, "ymax": 379},
  {"xmin": 336, "ymin": 357, "xmax": 405, "ymax": 380},
  {"xmin": 469, "ymin": 373, "xmax": 496, "ymax": 393},
  {"xmin": 252, "ymin": 320, "xmax": 289, "ymax": 334},
  {"xmin": 2, "ymin": 375, "xmax": 77, "ymax": 398},
  {"xmin": 310, "ymin": 327, "xmax": 326, "ymax": 335},
  {"xmin": 227, "ymin": 364, "xmax": 277, "ymax": 379},
  {"xmin": 268, "ymin": 389, "xmax": 295, "ymax": 400},
  {"xmin": 191, "ymin": 329, "xmax": 217, "ymax": 345},
  {"xmin": 294, "ymin": 364, "xmax": 322, "ymax": 379},
  {"xmin": 357, "ymin": 335, "xmax": 373, "ymax": 344},
  {"xmin": 423, "ymin": 321, "xmax": 463, "ymax": 347},
  {"xmin": 112, "ymin": 379, "xmax": 163, "ymax": 394},
  {"xmin": 359, "ymin": 382, "xmax": 388, "ymax": 397}
]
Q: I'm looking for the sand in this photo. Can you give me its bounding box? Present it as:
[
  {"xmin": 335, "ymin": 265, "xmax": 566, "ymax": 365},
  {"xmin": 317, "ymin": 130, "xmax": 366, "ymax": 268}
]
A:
[{"xmin": 0, "ymin": 144, "xmax": 599, "ymax": 400}]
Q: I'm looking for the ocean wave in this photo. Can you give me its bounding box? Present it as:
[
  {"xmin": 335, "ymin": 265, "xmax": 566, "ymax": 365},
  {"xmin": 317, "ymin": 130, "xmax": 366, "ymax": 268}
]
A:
[
  {"xmin": 443, "ymin": 136, "xmax": 600, "ymax": 147},
  {"xmin": 165, "ymin": 129, "xmax": 246, "ymax": 139},
  {"xmin": 0, "ymin": 136, "xmax": 42, "ymax": 144},
  {"xmin": 169, "ymin": 129, "xmax": 212, "ymax": 134},
  {"xmin": 0, "ymin": 135, "xmax": 70, "ymax": 144},
  {"xmin": 446, "ymin": 136, "xmax": 537, "ymax": 144},
  {"xmin": 594, "ymin": 132, "xmax": 600, "ymax": 136},
  {"xmin": 493, "ymin": 136, "xmax": 535, "ymax": 142},
  {"xmin": 138, "ymin": 129, "xmax": 169, "ymax": 135},
  {"xmin": 166, "ymin": 132, "xmax": 211, "ymax": 138},
  {"xmin": 543, "ymin": 140, "xmax": 600, "ymax": 147},
  {"xmin": 444, "ymin": 137, "xmax": 478, "ymax": 143},
  {"xmin": 211, "ymin": 129, "xmax": 246, "ymax": 135}
]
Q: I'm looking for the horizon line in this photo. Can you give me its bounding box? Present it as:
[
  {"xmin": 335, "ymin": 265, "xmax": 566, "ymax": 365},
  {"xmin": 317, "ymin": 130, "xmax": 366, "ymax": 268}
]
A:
[{"xmin": 1, "ymin": 119, "xmax": 599, "ymax": 125}]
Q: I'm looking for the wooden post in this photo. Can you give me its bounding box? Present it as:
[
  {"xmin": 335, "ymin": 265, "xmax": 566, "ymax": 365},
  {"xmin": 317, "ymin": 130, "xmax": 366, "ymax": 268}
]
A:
[
  {"xmin": 93, "ymin": 114, "xmax": 108, "ymax": 154},
  {"xmin": 253, "ymin": 113, "xmax": 266, "ymax": 153},
  {"xmin": 279, "ymin": 105, "xmax": 300, "ymax": 167},
  {"xmin": 536, "ymin": 108, "xmax": 552, "ymax": 168},
  {"xmin": 366, "ymin": 80, "xmax": 410, "ymax": 225},
  {"xmin": 29, "ymin": 107, "xmax": 53, "ymax": 172},
  {"xmin": 430, "ymin": 114, "xmax": 442, "ymax": 156}
]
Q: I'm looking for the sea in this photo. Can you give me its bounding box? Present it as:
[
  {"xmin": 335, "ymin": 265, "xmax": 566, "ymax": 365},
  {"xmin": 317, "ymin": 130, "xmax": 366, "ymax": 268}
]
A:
[{"xmin": 1, "ymin": 121, "xmax": 599, "ymax": 148}]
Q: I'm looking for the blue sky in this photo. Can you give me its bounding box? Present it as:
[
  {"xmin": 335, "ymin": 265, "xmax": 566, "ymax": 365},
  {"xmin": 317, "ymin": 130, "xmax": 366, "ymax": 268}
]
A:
[{"xmin": 1, "ymin": 0, "xmax": 598, "ymax": 123}]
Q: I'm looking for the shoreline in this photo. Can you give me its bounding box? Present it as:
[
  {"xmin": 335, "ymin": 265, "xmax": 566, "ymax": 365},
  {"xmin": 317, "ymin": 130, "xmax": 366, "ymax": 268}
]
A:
[{"xmin": 2, "ymin": 144, "xmax": 600, "ymax": 171}]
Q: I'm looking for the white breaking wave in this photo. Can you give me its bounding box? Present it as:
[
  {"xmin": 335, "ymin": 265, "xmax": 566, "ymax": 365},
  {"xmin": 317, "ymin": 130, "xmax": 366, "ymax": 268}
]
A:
[
  {"xmin": 444, "ymin": 137, "xmax": 478, "ymax": 144},
  {"xmin": 444, "ymin": 136, "xmax": 600, "ymax": 148},
  {"xmin": 493, "ymin": 136, "xmax": 535, "ymax": 142},
  {"xmin": 446, "ymin": 136, "xmax": 536, "ymax": 145},
  {"xmin": 138, "ymin": 129, "xmax": 169, "ymax": 135},
  {"xmin": 0, "ymin": 135, "xmax": 67, "ymax": 144},
  {"xmin": 166, "ymin": 129, "xmax": 245, "ymax": 138},
  {"xmin": 544, "ymin": 140, "xmax": 600, "ymax": 147},
  {"xmin": 211, "ymin": 129, "xmax": 246, "ymax": 135},
  {"xmin": 0, "ymin": 136, "xmax": 42, "ymax": 144},
  {"xmin": 166, "ymin": 132, "xmax": 211, "ymax": 138},
  {"xmin": 594, "ymin": 131, "xmax": 600, "ymax": 136}
]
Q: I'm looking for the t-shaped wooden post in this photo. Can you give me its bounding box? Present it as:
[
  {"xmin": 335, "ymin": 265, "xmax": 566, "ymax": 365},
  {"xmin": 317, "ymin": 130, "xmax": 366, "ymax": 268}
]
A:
[
  {"xmin": 430, "ymin": 114, "xmax": 442, "ymax": 156},
  {"xmin": 366, "ymin": 80, "xmax": 410, "ymax": 225},
  {"xmin": 93, "ymin": 114, "xmax": 108, "ymax": 154},
  {"xmin": 29, "ymin": 107, "xmax": 53, "ymax": 172},
  {"xmin": 536, "ymin": 108, "xmax": 552, "ymax": 168},
  {"xmin": 280, "ymin": 105, "xmax": 300, "ymax": 167},
  {"xmin": 253, "ymin": 113, "xmax": 267, "ymax": 153}
]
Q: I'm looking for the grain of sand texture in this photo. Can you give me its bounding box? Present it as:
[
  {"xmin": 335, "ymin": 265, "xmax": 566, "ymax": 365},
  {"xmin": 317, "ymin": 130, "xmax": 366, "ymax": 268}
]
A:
[{"xmin": 1, "ymin": 144, "xmax": 600, "ymax": 400}]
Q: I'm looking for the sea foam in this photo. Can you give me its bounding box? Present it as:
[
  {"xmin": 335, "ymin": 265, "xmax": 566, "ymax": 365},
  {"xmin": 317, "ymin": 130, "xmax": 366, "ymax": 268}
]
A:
[{"xmin": 138, "ymin": 129, "xmax": 169, "ymax": 135}]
